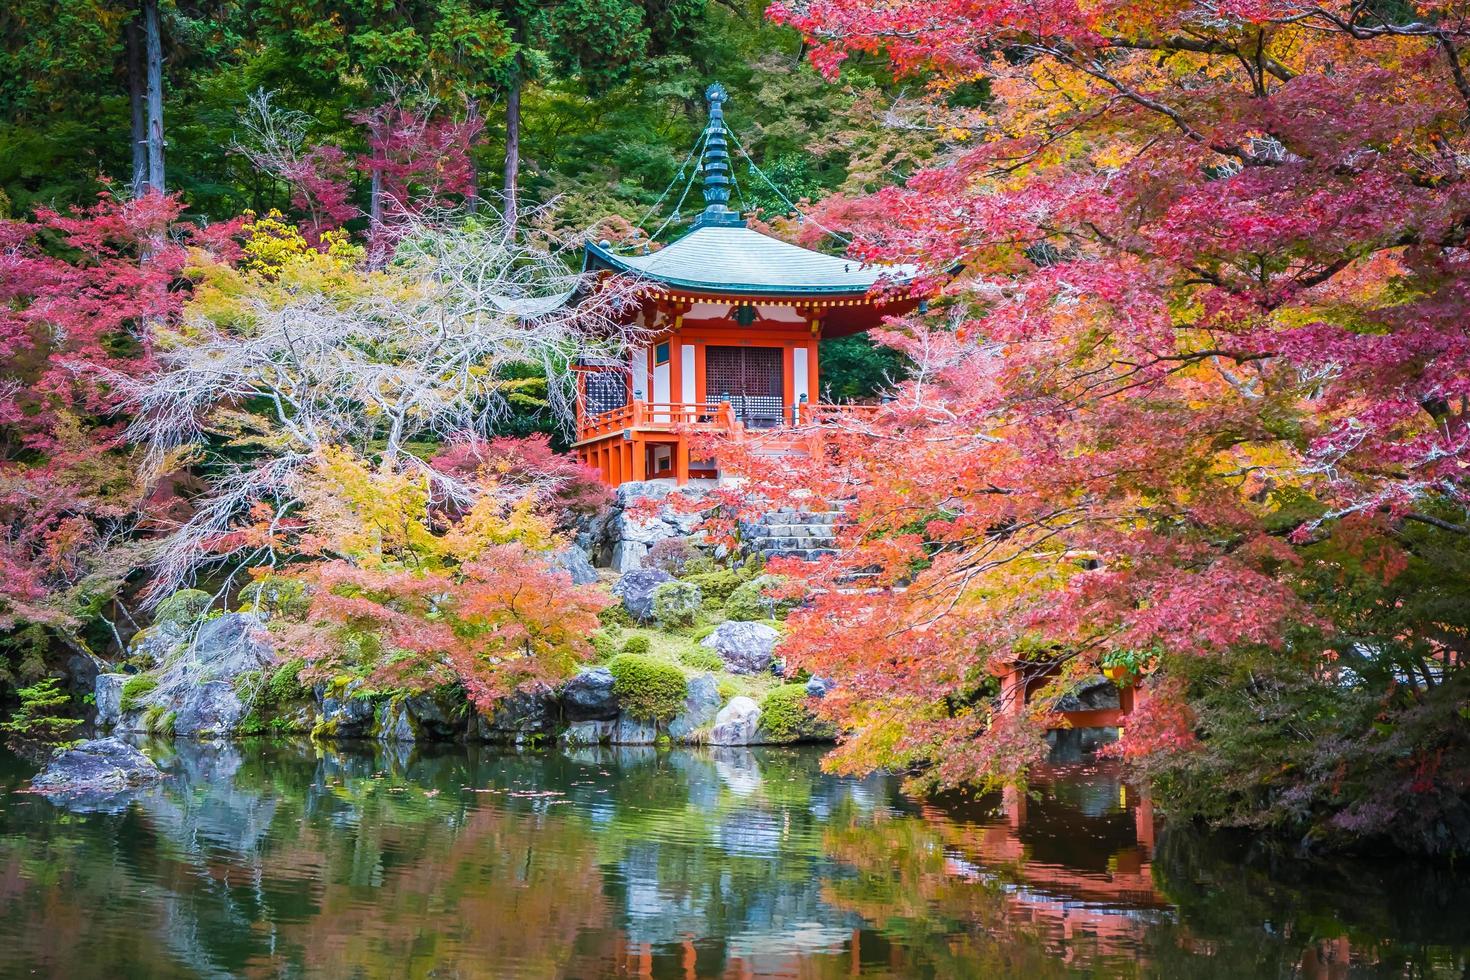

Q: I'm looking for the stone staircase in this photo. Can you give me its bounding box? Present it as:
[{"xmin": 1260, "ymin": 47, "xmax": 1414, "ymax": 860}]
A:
[{"xmin": 741, "ymin": 508, "xmax": 845, "ymax": 561}]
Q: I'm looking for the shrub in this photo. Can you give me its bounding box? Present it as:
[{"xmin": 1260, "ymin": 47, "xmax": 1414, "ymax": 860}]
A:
[
  {"xmin": 759, "ymin": 684, "xmax": 833, "ymax": 743},
  {"xmin": 599, "ymin": 603, "xmax": 634, "ymax": 628},
  {"xmin": 681, "ymin": 554, "xmax": 718, "ymax": 577},
  {"xmin": 677, "ymin": 646, "xmax": 725, "ymax": 672},
  {"xmin": 153, "ymin": 589, "xmax": 212, "ymax": 628},
  {"xmin": 607, "ymin": 653, "xmax": 687, "ymax": 723},
  {"xmin": 684, "ymin": 568, "xmax": 744, "ymax": 603},
  {"xmin": 652, "ymin": 580, "xmax": 702, "ymax": 628},
  {"xmin": 725, "ymin": 575, "xmax": 793, "ymax": 622},
  {"xmin": 119, "ymin": 675, "xmax": 159, "ymax": 712},
  {"xmin": 621, "ymin": 634, "xmax": 651, "ymax": 656},
  {"xmin": 591, "ymin": 631, "xmax": 620, "ymax": 662},
  {"xmin": 644, "ymin": 538, "xmax": 696, "ymax": 576},
  {"xmin": 260, "ymin": 657, "xmax": 309, "ymax": 706},
  {"xmin": 239, "ymin": 575, "xmax": 311, "ymax": 620},
  {"xmin": 0, "ymin": 678, "xmax": 81, "ymax": 743}
]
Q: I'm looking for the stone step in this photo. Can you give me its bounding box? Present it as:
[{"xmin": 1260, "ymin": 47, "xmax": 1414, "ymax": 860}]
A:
[
  {"xmin": 756, "ymin": 510, "xmax": 844, "ymax": 527},
  {"xmin": 760, "ymin": 547, "xmax": 838, "ymax": 561},
  {"xmin": 756, "ymin": 523, "xmax": 840, "ymax": 538}
]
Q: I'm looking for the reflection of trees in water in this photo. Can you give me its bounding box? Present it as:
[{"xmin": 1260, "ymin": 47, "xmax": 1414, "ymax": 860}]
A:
[{"xmin": 4, "ymin": 745, "xmax": 1468, "ymax": 978}]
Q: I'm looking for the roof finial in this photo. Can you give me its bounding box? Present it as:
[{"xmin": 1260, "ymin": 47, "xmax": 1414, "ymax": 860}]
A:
[{"xmin": 694, "ymin": 82, "xmax": 745, "ymax": 230}]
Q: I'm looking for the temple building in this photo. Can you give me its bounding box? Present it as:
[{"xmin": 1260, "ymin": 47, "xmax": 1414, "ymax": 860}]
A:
[{"xmin": 573, "ymin": 83, "xmax": 919, "ymax": 487}]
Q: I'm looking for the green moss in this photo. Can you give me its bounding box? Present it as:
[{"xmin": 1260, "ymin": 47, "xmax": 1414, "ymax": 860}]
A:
[
  {"xmin": 238, "ymin": 575, "xmax": 311, "ymax": 620},
  {"xmin": 621, "ymin": 634, "xmax": 651, "ymax": 656},
  {"xmin": 652, "ymin": 580, "xmax": 701, "ymax": 628},
  {"xmin": 684, "ymin": 568, "xmax": 744, "ymax": 603},
  {"xmin": 119, "ymin": 675, "xmax": 158, "ymax": 712},
  {"xmin": 725, "ymin": 575, "xmax": 794, "ymax": 622},
  {"xmin": 677, "ymin": 646, "xmax": 725, "ymax": 672},
  {"xmin": 591, "ymin": 631, "xmax": 620, "ymax": 662},
  {"xmin": 598, "ymin": 603, "xmax": 635, "ymax": 628},
  {"xmin": 153, "ymin": 589, "xmax": 212, "ymax": 628},
  {"xmin": 607, "ymin": 653, "xmax": 687, "ymax": 723},
  {"xmin": 759, "ymin": 684, "xmax": 833, "ymax": 743}
]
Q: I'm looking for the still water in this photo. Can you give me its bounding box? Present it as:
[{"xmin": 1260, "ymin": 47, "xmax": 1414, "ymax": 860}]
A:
[{"xmin": 0, "ymin": 740, "xmax": 1466, "ymax": 978}]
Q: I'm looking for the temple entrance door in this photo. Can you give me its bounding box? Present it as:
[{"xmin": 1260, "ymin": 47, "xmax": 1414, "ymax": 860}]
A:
[{"xmin": 704, "ymin": 346, "xmax": 784, "ymax": 428}]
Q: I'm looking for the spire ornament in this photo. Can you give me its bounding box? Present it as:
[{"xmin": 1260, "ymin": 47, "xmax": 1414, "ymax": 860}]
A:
[{"xmin": 693, "ymin": 82, "xmax": 745, "ymax": 229}]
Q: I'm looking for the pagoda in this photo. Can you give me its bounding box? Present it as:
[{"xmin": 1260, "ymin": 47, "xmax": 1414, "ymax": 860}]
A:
[{"xmin": 573, "ymin": 83, "xmax": 919, "ymax": 487}]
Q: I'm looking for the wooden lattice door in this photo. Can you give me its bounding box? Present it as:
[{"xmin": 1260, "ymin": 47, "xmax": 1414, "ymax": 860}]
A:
[{"xmin": 705, "ymin": 346, "xmax": 784, "ymax": 428}]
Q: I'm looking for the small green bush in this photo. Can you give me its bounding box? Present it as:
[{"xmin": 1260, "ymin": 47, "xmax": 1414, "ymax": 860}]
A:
[
  {"xmin": 591, "ymin": 631, "xmax": 620, "ymax": 662},
  {"xmin": 681, "ymin": 554, "xmax": 718, "ymax": 577},
  {"xmin": 684, "ymin": 568, "xmax": 744, "ymax": 603},
  {"xmin": 119, "ymin": 675, "xmax": 159, "ymax": 712},
  {"xmin": 725, "ymin": 575, "xmax": 793, "ymax": 622},
  {"xmin": 259, "ymin": 657, "xmax": 308, "ymax": 707},
  {"xmin": 652, "ymin": 580, "xmax": 702, "ymax": 628},
  {"xmin": 621, "ymin": 634, "xmax": 651, "ymax": 656},
  {"xmin": 607, "ymin": 653, "xmax": 687, "ymax": 723},
  {"xmin": 678, "ymin": 646, "xmax": 725, "ymax": 672},
  {"xmin": 0, "ymin": 678, "xmax": 81, "ymax": 742},
  {"xmin": 759, "ymin": 684, "xmax": 833, "ymax": 743},
  {"xmin": 153, "ymin": 589, "xmax": 212, "ymax": 628},
  {"xmin": 239, "ymin": 575, "xmax": 311, "ymax": 620},
  {"xmin": 599, "ymin": 603, "xmax": 635, "ymax": 628}
]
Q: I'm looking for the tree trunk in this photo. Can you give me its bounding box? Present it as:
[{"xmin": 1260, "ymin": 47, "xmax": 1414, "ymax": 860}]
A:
[
  {"xmin": 503, "ymin": 52, "xmax": 523, "ymax": 228},
  {"xmin": 465, "ymin": 98, "xmax": 481, "ymax": 214},
  {"xmin": 126, "ymin": 18, "xmax": 147, "ymax": 198},
  {"xmin": 142, "ymin": 0, "xmax": 165, "ymax": 193}
]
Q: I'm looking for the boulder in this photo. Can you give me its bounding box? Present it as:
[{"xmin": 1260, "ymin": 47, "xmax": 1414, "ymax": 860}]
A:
[
  {"xmin": 709, "ymin": 696, "xmax": 762, "ymax": 746},
  {"xmin": 805, "ymin": 675, "xmax": 834, "ymax": 699},
  {"xmin": 405, "ymin": 691, "xmax": 463, "ymax": 740},
  {"xmin": 131, "ymin": 621, "xmax": 188, "ymax": 664},
  {"xmin": 561, "ymin": 719, "xmax": 616, "ymax": 746},
  {"xmin": 550, "ymin": 546, "xmax": 600, "ymax": 586},
  {"xmin": 614, "ymin": 568, "xmax": 675, "ymax": 621},
  {"xmin": 31, "ymin": 738, "xmax": 164, "ymax": 792},
  {"xmin": 1055, "ymin": 676, "xmax": 1121, "ymax": 713},
  {"xmin": 700, "ymin": 621, "xmax": 780, "ymax": 675},
  {"xmin": 611, "ymin": 716, "xmax": 660, "ymax": 745},
  {"xmin": 561, "ymin": 667, "xmax": 619, "ymax": 721},
  {"xmin": 95, "ymin": 673, "xmax": 127, "ymax": 729},
  {"xmin": 475, "ymin": 685, "xmax": 557, "ymax": 743},
  {"xmin": 375, "ymin": 700, "xmax": 418, "ymax": 742},
  {"xmin": 668, "ymin": 673, "xmax": 722, "ymax": 742},
  {"xmin": 173, "ymin": 681, "xmax": 245, "ymax": 738},
  {"xmin": 193, "ymin": 613, "xmax": 276, "ymax": 679},
  {"xmin": 317, "ymin": 682, "xmax": 376, "ymax": 738}
]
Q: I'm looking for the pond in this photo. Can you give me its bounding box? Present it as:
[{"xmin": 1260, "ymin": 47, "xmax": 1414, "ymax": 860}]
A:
[{"xmin": 0, "ymin": 741, "xmax": 1466, "ymax": 978}]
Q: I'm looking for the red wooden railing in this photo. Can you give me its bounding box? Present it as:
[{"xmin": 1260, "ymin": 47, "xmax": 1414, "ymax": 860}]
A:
[{"xmin": 576, "ymin": 399, "xmax": 880, "ymax": 443}]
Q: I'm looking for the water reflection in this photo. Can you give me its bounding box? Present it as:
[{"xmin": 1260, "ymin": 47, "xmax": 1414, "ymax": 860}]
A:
[{"xmin": 0, "ymin": 740, "xmax": 1465, "ymax": 978}]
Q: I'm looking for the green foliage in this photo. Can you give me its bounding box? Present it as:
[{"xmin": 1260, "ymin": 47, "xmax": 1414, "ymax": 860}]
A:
[
  {"xmin": 621, "ymin": 634, "xmax": 651, "ymax": 656},
  {"xmin": 725, "ymin": 574, "xmax": 792, "ymax": 622},
  {"xmin": 677, "ymin": 646, "xmax": 724, "ymax": 672},
  {"xmin": 606, "ymin": 653, "xmax": 686, "ymax": 723},
  {"xmin": 239, "ymin": 576, "xmax": 311, "ymax": 621},
  {"xmin": 153, "ymin": 589, "xmax": 213, "ymax": 628},
  {"xmin": 684, "ymin": 567, "xmax": 744, "ymax": 603},
  {"xmin": 758, "ymin": 683, "xmax": 832, "ymax": 743},
  {"xmin": 0, "ymin": 677, "xmax": 81, "ymax": 743},
  {"xmin": 818, "ymin": 333, "xmax": 909, "ymax": 401},
  {"xmin": 599, "ymin": 603, "xmax": 635, "ymax": 628},
  {"xmin": 590, "ymin": 631, "xmax": 620, "ymax": 662},
  {"xmin": 651, "ymin": 580, "xmax": 701, "ymax": 628},
  {"xmin": 119, "ymin": 675, "xmax": 158, "ymax": 712}
]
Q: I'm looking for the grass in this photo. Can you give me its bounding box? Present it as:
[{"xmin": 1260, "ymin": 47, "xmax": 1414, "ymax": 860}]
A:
[{"xmin": 599, "ymin": 622, "xmax": 786, "ymax": 702}]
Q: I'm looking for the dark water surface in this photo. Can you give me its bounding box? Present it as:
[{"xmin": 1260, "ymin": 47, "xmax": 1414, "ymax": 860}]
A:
[{"xmin": 0, "ymin": 741, "xmax": 1466, "ymax": 978}]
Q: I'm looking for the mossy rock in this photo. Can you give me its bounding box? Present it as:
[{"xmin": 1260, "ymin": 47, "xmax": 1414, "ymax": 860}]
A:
[
  {"xmin": 119, "ymin": 675, "xmax": 158, "ymax": 712},
  {"xmin": 153, "ymin": 589, "xmax": 212, "ymax": 628},
  {"xmin": 725, "ymin": 575, "xmax": 794, "ymax": 622},
  {"xmin": 652, "ymin": 580, "xmax": 702, "ymax": 628},
  {"xmin": 758, "ymin": 684, "xmax": 835, "ymax": 743},
  {"xmin": 684, "ymin": 568, "xmax": 744, "ymax": 603},
  {"xmin": 606, "ymin": 653, "xmax": 687, "ymax": 724},
  {"xmin": 238, "ymin": 575, "xmax": 311, "ymax": 620}
]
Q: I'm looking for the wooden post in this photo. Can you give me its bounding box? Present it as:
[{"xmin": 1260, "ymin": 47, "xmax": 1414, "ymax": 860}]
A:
[
  {"xmin": 631, "ymin": 437, "xmax": 647, "ymax": 481},
  {"xmin": 675, "ymin": 438, "xmax": 690, "ymax": 486},
  {"xmin": 999, "ymin": 667, "xmax": 1026, "ymax": 716}
]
